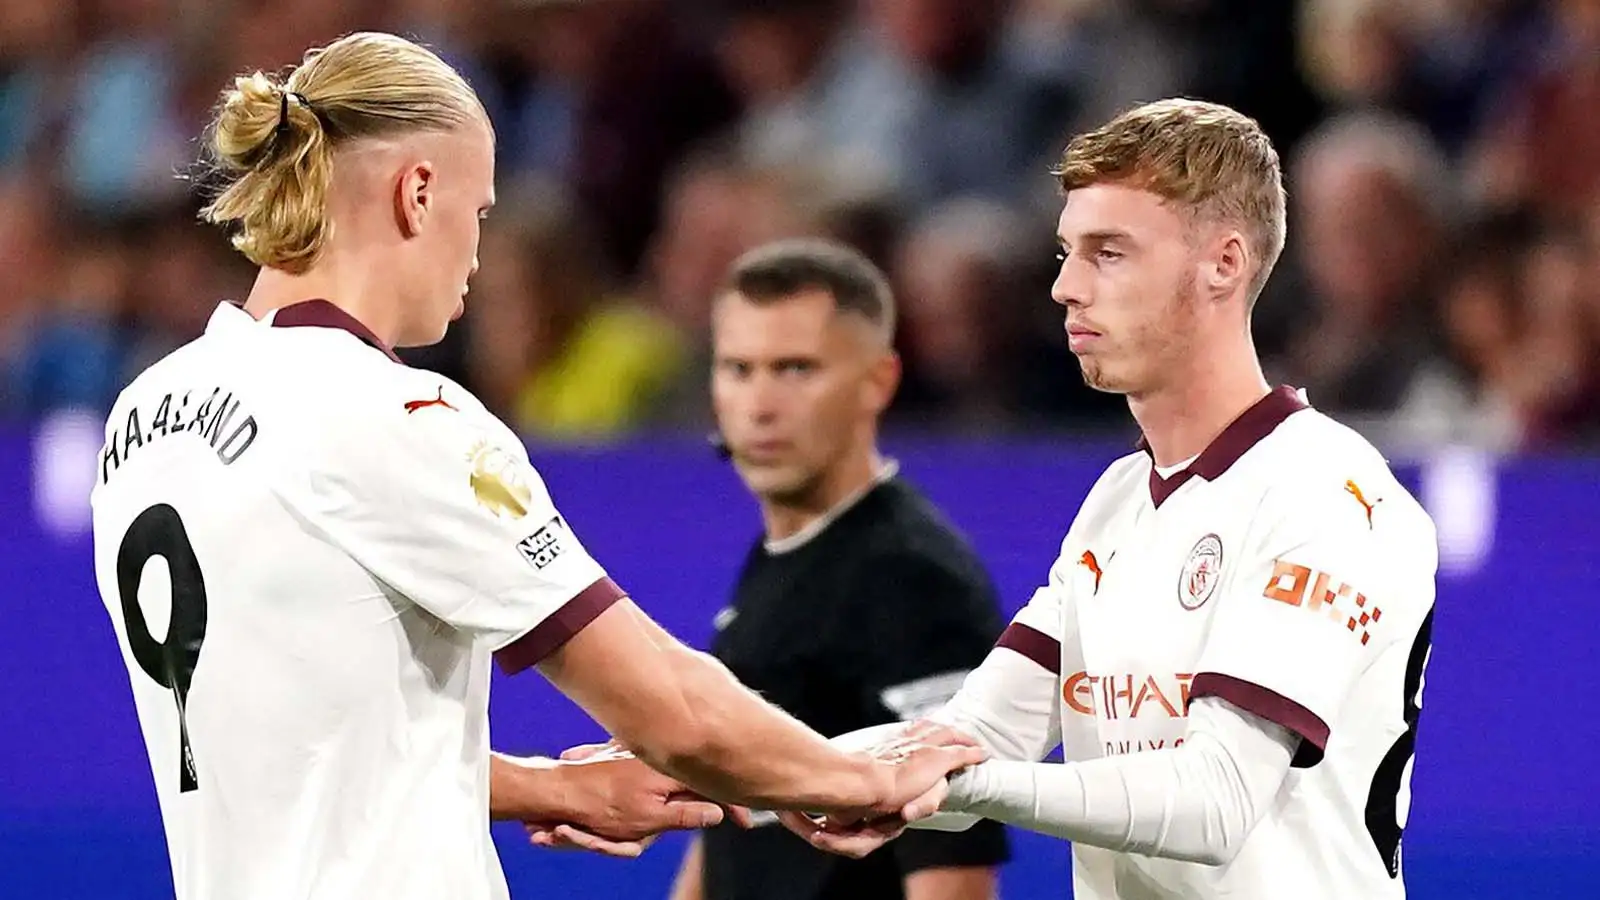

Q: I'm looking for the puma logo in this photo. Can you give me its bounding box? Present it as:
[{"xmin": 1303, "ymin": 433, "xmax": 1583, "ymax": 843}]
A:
[
  {"xmin": 404, "ymin": 387, "xmax": 457, "ymax": 414},
  {"xmin": 1079, "ymin": 549, "xmax": 1107, "ymax": 595},
  {"xmin": 1345, "ymin": 480, "xmax": 1381, "ymax": 529}
]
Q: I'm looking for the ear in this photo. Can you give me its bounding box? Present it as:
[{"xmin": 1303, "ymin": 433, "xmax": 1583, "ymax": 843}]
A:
[
  {"xmin": 395, "ymin": 160, "xmax": 436, "ymax": 239},
  {"xmin": 1202, "ymin": 230, "xmax": 1252, "ymax": 301},
  {"xmin": 861, "ymin": 349, "xmax": 902, "ymax": 416}
]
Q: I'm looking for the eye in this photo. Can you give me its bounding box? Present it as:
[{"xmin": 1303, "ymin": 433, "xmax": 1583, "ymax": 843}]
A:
[
  {"xmin": 777, "ymin": 360, "xmax": 817, "ymax": 376},
  {"xmin": 1097, "ymin": 248, "xmax": 1123, "ymax": 262}
]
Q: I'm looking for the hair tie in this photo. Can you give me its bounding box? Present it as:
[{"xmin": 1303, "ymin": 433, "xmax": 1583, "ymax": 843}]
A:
[
  {"xmin": 276, "ymin": 91, "xmax": 291, "ymax": 137},
  {"xmin": 276, "ymin": 91, "xmax": 312, "ymax": 138}
]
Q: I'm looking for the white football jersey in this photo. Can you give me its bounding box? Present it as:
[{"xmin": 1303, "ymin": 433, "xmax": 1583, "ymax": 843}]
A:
[
  {"xmin": 994, "ymin": 387, "xmax": 1438, "ymax": 899},
  {"xmin": 90, "ymin": 301, "xmax": 623, "ymax": 900}
]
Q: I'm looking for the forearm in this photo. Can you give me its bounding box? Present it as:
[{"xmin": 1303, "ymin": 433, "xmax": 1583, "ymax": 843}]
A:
[
  {"xmin": 649, "ymin": 641, "xmax": 888, "ymax": 812},
  {"xmin": 941, "ymin": 699, "xmax": 1295, "ymax": 865},
  {"xmin": 489, "ymin": 753, "xmax": 566, "ymax": 822},
  {"xmin": 543, "ymin": 601, "xmax": 887, "ymax": 813}
]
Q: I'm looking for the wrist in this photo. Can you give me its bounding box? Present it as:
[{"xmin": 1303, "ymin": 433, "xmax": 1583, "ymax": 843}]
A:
[
  {"xmin": 490, "ymin": 754, "xmax": 553, "ymax": 821},
  {"xmin": 498, "ymin": 755, "xmax": 589, "ymax": 823},
  {"xmin": 857, "ymin": 753, "xmax": 896, "ymax": 810},
  {"xmin": 942, "ymin": 762, "xmax": 985, "ymax": 812}
]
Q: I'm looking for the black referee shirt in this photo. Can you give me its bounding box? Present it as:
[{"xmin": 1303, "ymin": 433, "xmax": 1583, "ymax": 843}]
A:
[{"xmin": 701, "ymin": 475, "xmax": 1011, "ymax": 900}]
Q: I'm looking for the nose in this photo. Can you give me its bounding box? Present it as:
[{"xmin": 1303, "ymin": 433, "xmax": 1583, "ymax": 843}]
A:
[
  {"xmin": 745, "ymin": 372, "xmax": 786, "ymax": 424},
  {"xmin": 1051, "ymin": 254, "xmax": 1090, "ymax": 309},
  {"xmin": 470, "ymin": 254, "xmax": 480, "ymax": 278},
  {"xmin": 716, "ymin": 367, "xmax": 783, "ymax": 429}
]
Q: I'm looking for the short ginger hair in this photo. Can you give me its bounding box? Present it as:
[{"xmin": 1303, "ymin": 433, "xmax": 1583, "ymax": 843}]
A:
[{"xmin": 1053, "ymin": 98, "xmax": 1288, "ymax": 303}]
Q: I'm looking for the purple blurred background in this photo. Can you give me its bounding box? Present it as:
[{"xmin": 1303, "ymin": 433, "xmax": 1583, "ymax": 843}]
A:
[{"xmin": 3, "ymin": 426, "xmax": 1596, "ymax": 898}]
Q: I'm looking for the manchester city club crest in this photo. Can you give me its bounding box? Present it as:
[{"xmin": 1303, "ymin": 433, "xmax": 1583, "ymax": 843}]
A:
[{"xmin": 1178, "ymin": 534, "xmax": 1224, "ymax": 610}]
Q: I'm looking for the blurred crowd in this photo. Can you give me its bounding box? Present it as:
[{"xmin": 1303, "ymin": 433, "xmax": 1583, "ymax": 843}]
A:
[{"xmin": 2, "ymin": 0, "xmax": 1599, "ymax": 451}]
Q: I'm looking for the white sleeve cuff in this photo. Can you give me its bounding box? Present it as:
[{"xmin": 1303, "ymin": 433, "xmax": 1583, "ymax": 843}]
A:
[{"xmin": 941, "ymin": 696, "xmax": 1298, "ymax": 865}]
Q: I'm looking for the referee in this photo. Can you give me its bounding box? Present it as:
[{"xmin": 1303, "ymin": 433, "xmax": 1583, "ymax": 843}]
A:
[{"xmin": 670, "ymin": 239, "xmax": 1009, "ymax": 900}]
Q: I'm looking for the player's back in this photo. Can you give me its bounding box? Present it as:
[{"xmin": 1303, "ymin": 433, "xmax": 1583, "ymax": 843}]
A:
[{"xmin": 91, "ymin": 302, "xmax": 511, "ymax": 900}]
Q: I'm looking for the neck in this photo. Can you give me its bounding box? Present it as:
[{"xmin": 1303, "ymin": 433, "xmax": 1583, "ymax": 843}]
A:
[
  {"xmin": 760, "ymin": 445, "xmax": 885, "ymax": 543},
  {"xmin": 241, "ymin": 252, "xmax": 402, "ymax": 348},
  {"xmin": 1129, "ymin": 331, "xmax": 1271, "ymax": 468}
]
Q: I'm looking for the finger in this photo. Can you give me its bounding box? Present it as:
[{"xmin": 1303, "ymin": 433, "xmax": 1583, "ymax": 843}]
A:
[
  {"xmin": 726, "ymin": 805, "xmax": 757, "ymax": 829},
  {"xmin": 559, "ymin": 742, "xmax": 610, "ymax": 762},
  {"xmin": 901, "ymin": 720, "xmax": 977, "ymax": 748},
  {"xmin": 550, "ymin": 824, "xmax": 647, "ymax": 858},
  {"xmin": 901, "ymin": 785, "xmax": 947, "ymax": 823},
  {"xmin": 930, "ymin": 728, "xmax": 981, "ymax": 748},
  {"xmin": 942, "ymin": 743, "xmax": 988, "ymax": 769},
  {"xmin": 527, "ymin": 822, "xmax": 642, "ymax": 857},
  {"xmin": 775, "ymin": 810, "xmax": 824, "ymax": 840},
  {"xmin": 551, "ymin": 823, "xmax": 646, "ymax": 857},
  {"xmin": 805, "ymin": 829, "xmax": 890, "ymax": 859},
  {"xmin": 662, "ymin": 799, "xmax": 727, "ymax": 831},
  {"xmin": 823, "ymin": 813, "xmax": 903, "ymax": 835}
]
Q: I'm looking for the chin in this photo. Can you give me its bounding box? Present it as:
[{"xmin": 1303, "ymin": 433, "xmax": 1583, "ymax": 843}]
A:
[
  {"xmin": 743, "ymin": 468, "xmax": 811, "ymax": 502},
  {"xmin": 1079, "ymin": 361, "xmax": 1120, "ymax": 394}
]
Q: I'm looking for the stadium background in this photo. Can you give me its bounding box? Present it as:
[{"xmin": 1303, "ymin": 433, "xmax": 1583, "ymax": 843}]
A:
[{"xmin": 2, "ymin": 0, "xmax": 1597, "ymax": 897}]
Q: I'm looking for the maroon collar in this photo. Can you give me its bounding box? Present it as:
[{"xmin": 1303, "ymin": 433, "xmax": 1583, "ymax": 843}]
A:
[
  {"xmin": 1141, "ymin": 386, "xmax": 1309, "ymax": 507},
  {"xmin": 270, "ymin": 300, "xmax": 404, "ymax": 364}
]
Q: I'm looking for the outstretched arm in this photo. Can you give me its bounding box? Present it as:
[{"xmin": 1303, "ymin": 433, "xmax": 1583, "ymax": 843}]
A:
[
  {"xmin": 539, "ymin": 599, "xmax": 982, "ymax": 816},
  {"xmin": 933, "ymin": 697, "xmax": 1296, "ymax": 865},
  {"xmin": 297, "ymin": 397, "xmax": 981, "ymax": 830}
]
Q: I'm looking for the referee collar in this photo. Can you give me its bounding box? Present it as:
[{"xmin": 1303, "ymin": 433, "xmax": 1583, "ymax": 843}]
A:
[
  {"xmin": 764, "ymin": 459, "xmax": 900, "ymax": 555},
  {"xmin": 1139, "ymin": 386, "xmax": 1309, "ymax": 508}
]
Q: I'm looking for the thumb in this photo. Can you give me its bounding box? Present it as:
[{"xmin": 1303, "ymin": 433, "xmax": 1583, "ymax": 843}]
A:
[
  {"xmin": 725, "ymin": 805, "xmax": 757, "ymax": 829},
  {"xmin": 666, "ymin": 799, "xmax": 726, "ymax": 830},
  {"xmin": 902, "ymin": 788, "xmax": 945, "ymax": 822},
  {"xmin": 560, "ymin": 742, "xmax": 608, "ymax": 762}
]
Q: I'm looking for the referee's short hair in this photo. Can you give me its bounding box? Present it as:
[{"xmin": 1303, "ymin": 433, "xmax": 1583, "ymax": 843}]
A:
[{"xmin": 723, "ymin": 238, "xmax": 895, "ymax": 340}]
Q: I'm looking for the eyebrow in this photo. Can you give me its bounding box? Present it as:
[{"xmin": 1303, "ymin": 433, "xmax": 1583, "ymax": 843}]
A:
[{"xmin": 1057, "ymin": 228, "xmax": 1135, "ymax": 247}]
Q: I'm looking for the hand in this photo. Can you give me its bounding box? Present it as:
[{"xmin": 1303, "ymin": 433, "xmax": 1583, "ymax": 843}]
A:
[
  {"xmin": 535, "ymin": 755, "xmax": 726, "ymax": 843},
  {"xmin": 777, "ymin": 808, "xmax": 906, "ymax": 859},
  {"xmin": 526, "ymin": 823, "xmax": 656, "ymax": 859},
  {"xmin": 897, "ymin": 718, "xmax": 980, "ymax": 751},
  {"xmin": 868, "ymin": 721, "xmax": 985, "ymax": 832},
  {"xmin": 778, "ymin": 736, "xmax": 985, "ymax": 859},
  {"xmin": 871, "ymin": 734, "xmax": 985, "ymax": 821},
  {"xmin": 526, "ymin": 793, "xmax": 757, "ymax": 859}
]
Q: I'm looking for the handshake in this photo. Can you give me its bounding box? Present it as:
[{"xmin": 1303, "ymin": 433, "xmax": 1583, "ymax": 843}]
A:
[{"xmin": 508, "ymin": 720, "xmax": 986, "ymax": 859}]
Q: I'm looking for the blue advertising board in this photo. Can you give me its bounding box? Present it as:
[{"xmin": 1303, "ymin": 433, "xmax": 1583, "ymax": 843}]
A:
[{"xmin": 1, "ymin": 425, "xmax": 1595, "ymax": 898}]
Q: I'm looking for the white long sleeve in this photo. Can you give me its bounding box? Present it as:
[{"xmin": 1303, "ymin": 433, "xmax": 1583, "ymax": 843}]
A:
[
  {"xmin": 926, "ymin": 644, "xmax": 1062, "ymax": 763},
  {"xmin": 938, "ymin": 697, "xmax": 1297, "ymax": 865}
]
